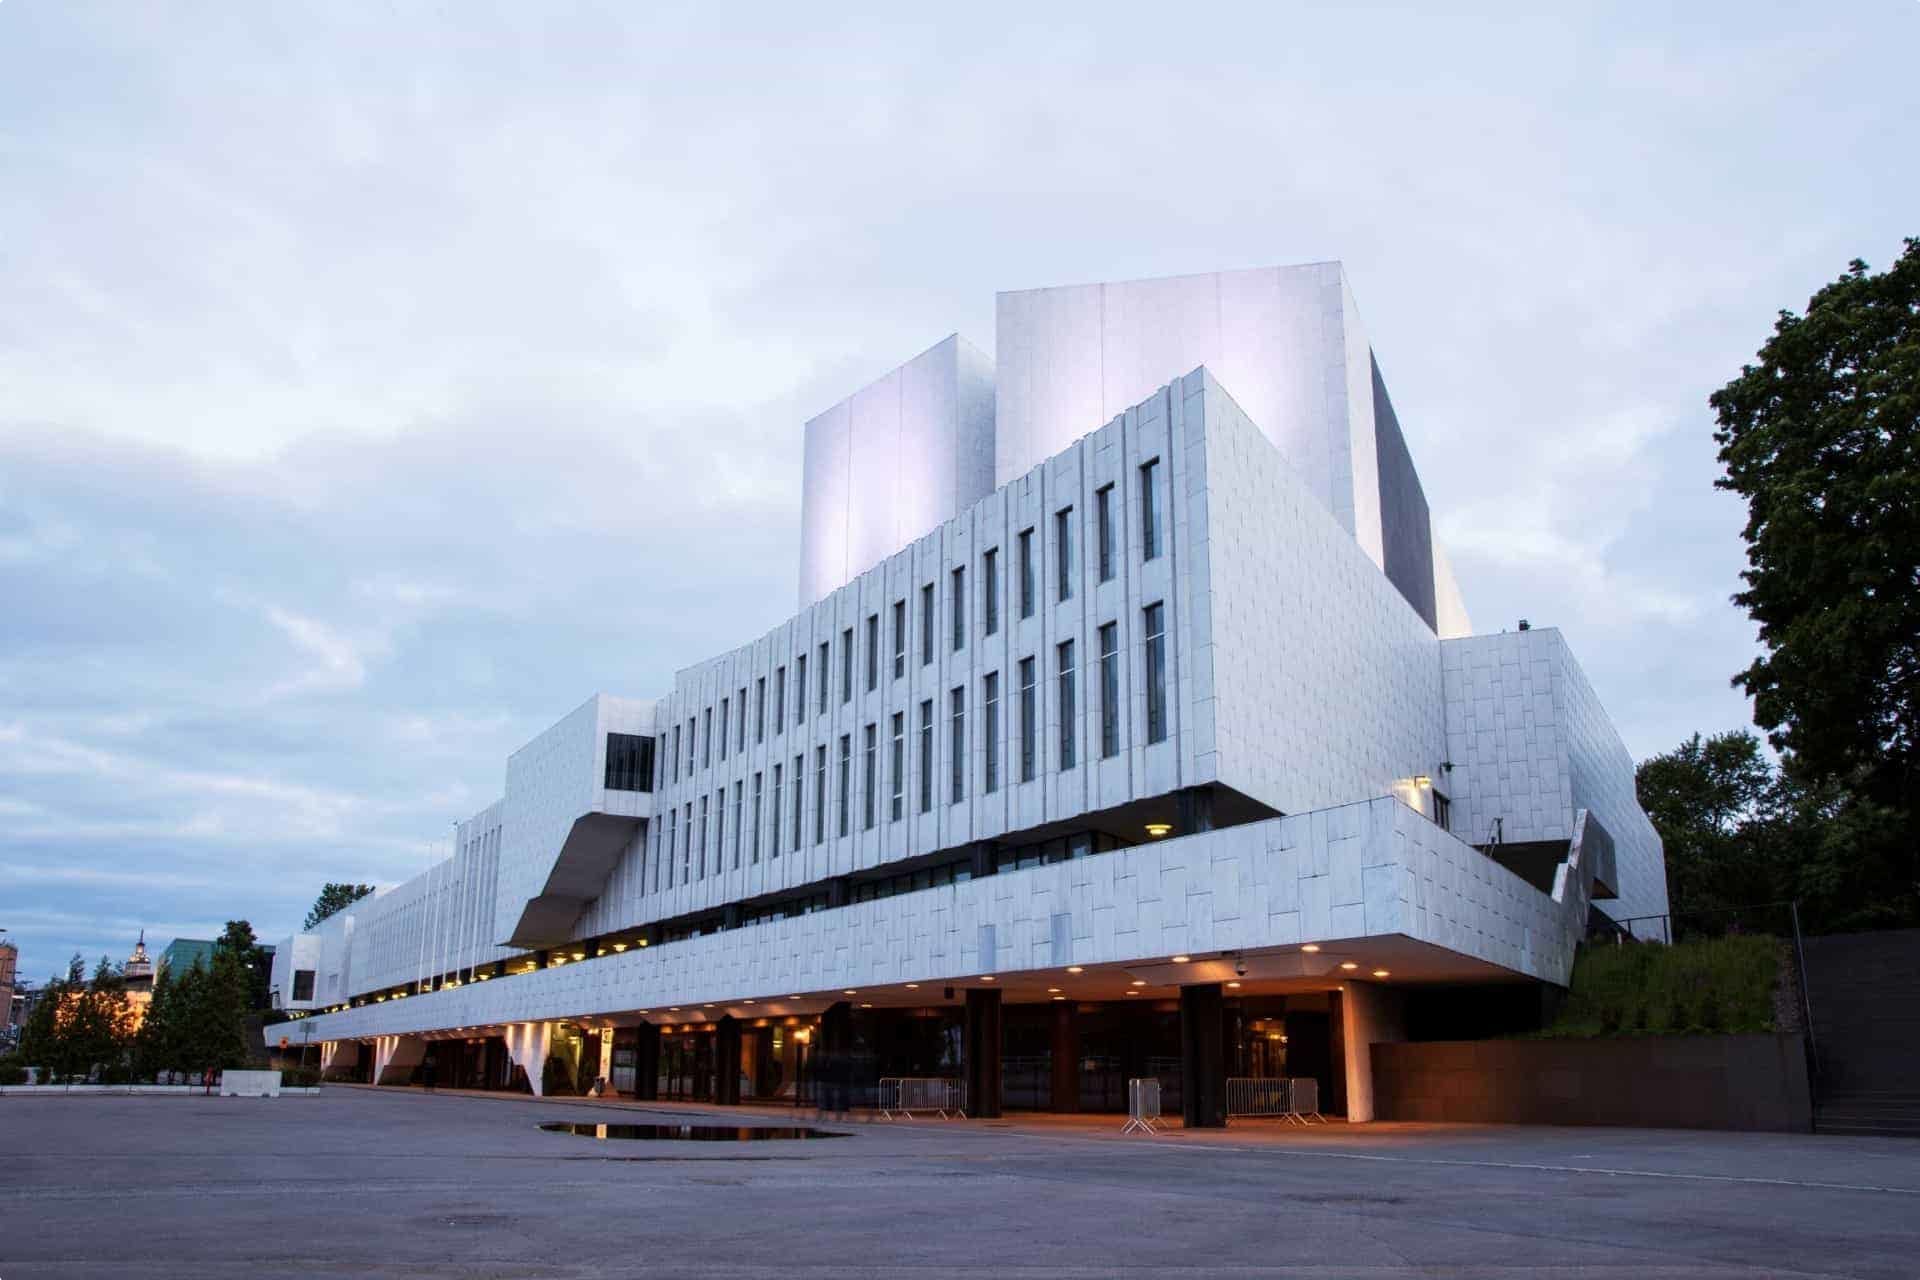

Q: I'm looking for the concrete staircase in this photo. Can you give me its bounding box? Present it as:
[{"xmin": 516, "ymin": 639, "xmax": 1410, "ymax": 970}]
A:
[{"xmin": 1802, "ymin": 929, "xmax": 1920, "ymax": 1138}]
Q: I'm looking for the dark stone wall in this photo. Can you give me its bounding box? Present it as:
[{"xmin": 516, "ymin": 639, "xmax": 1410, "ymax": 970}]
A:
[
  {"xmin": 1371, "ymin": 354, "xmax": 1437, "ymax": 631},
  {"xmin": 1371, "ymin": 1034, "xmax": 1811, "ymax": 1132}
]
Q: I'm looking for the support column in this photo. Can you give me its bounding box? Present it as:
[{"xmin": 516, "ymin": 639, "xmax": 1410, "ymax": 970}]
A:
[
  {"xmin": 635, "ymin": 1022, "xmax": 660, "ymax": 1100},
  {"xmin": 373, "ymin": 1034, "xmax": 427, "ymax": 1086},
  {"xmin": 1339, "ymin": 980, "xmax": 1406, "ymax": 1123},
  {"xmin": 1050, "ymin": 1000, "xmax": 1080, "ymax": 1113},
  {"xmin": 715, "ymin": 1015, "xmax": 742, "ymax": 1105},
  {"xmin": 964, "ymin": 988, "xmax": 1003, "ymax": 1119},
  {"xmin": 1179, "ymin": 983, "xmax": 1227, "ymax": 1128},
  {"xmin": 503, "ymin": 1022, "xmax": 553, "ymax": 1096}
]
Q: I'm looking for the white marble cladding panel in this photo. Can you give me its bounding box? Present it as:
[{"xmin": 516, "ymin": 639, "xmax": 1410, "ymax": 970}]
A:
[
  {"xmin": 341, "ymin": 799, "xmax": 511, "ymax": 995},
  {"xmin": 599, "ymin": 376, "xmax": 1218, "ymax": 938},
  {"xmin": 995, "ymin": 263, "xmax": 1378, "ymax": 567},
  {"xmin": 1192, "ymin": 370, "xmax": 1448, "ymax": 817},
  {"xmin": 1440, "ymin": 629, "xmax": 1667, "ymax": 923},
  {"xmin": 1432, "ymin": 544, "xmax": 1472, "ymax": 640},
  {"xmin": 284, "ymin": 798, "xmax": 1580, "ymax": 1045},
  {"xmin": 798, "ymin": 334, "xmax": 996, "ymax": 609}
]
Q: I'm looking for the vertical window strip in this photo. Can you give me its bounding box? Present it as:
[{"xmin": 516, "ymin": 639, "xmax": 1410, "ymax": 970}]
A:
[
  {"xmin": 921, "ymin": 584, "xmax": 935, "ymax": 664},
  {"xmin": 951, "ymin": 566, "xmax": 966, "ymax": 651},
  {"xmin": 866, "ymin": 614, "xmax": 878, "ymax": 691},
  {"xmin": 1057, "ymin": 640, "xmax": 1077, "ymax": 770},
  {"xmin": 752, "ymin": 772, "xmax": 763, "ymax": 863},
  {"xmin": 1099, "ymin": 622, "xmax": 1120, "ymax": 758},
  {"xmin": 1096, "ymin": 485, "xmax": 1114, "ymax": 582},
  {"xmin": 892, "ymin": 600, "xmax": 906, "ymax": 678},
  {"xmin": 1141, "ymin": 457, "xmax": 1161, "ymax": 561},
  {"xmin": 949, "ymin": 686, "xmax": 966, "ymax": 804},
  {"xmin": 918, "ymin": 699, "xmax": 934, "ymax": 813},
  {"xmin": 1019, "ymin": 657, "xmax": 1036, "ymax": 783},
  {"xmin": 862, "ymin": 723, "xmax": 876, "ymax": 830},
  {"xmin": 983, "ymin": 672, "xmax": 1000, "ymax": 793},
  {"xmin": 837, "ymin": 734, "xmax": 851, "ymax": 838},
  {"xmin": 1018, "ymin": 528, "xmax": 1035, "ymax": 618},
  {"xmin": 890, "ymin": 712, "xmax": 905, "ymax": 821},
  {"xmin": 1144, "ymin": 601, "xmax": 1167, "ymax": 744},
  {"xmin": 984, "ymin": 548, "xmax": 999, "ymax": 635},
  {"xmin": 1056, "ymin": 508, "xmax": 1074, "ymax": 601}
]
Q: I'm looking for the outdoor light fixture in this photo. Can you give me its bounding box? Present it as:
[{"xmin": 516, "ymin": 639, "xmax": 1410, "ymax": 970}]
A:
[
  {"xmin": 1052, "ymin": 995, "xmax": 1065, "ymax": 1001},
  {"xmin": 612, "ymin": 943, "xmax": 627, "ymax": 953},
  {"xmin": 1047, "ymin": 987, "xmax": 1061, "ymax": 994},
  {"xmin": 843, "ymin": 989, "xmax": 858, "ymax": 995},
  {"xmin": 1372, "ymin": 969, "xmax": 1391, "ymax": 978},
  {"xmin": 1227, "ymin": 981, "xmax": 1241, "ymax": 989},
  {"xmin": 1172, "ymin": 955, "xmax": 1191, "ymax": 963},
  {"xmin": 638, "ymin": 939, "xmax": 649, "ymax": 947},
  {"xmin": 1301, "ymin": 944, "xmax": 1321, "ymax": 954},
  {"xmin": 1414, "ymin": 775, "xmax": 1431, "ymax": 787},
  {"xmin": 570, "ymin": 951, "xmax": 585, "ymax": 961},
  {"xmin": 1340, "ymin": 962, "xmax": 1359, "ymax": 971},
  {"xmin": 905, "ymin": 983, "xmax": 919, "ymax": 989},
  {"xmin": 1130, "ymin": 979, "xmax": 1147, "ymax": 986},
  {"xmin": 743, "ymin": 999, "xmax": 755, "ymax": 1005},
  {"xmin": 1144, "ymin": 822, "xmax": 1172, "ymax": 838},
  {"xmin": 1066, "ymin": 965, "xmax": 1084, "ymax": 974}
]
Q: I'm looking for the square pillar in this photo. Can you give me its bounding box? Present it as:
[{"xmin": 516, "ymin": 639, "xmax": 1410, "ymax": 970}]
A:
[
  {"xmin": 635, "ymin": 1022, "xmax": 660, "ymax": 1100},
  {"xmin": 1050, "ymin": 1000, "xmax": 1081, "ymax": 1113},
  {"xmin": 1180, "ymin": 983, "xmax": 1227, "ymax": 1128},
  {"xmin": 715, "ymin": 1016, "xmax": 742, "ymax": 1105},
  {"xmin": 964, "ymin": 988, "xmax": 1003, "ymax": 1119}
]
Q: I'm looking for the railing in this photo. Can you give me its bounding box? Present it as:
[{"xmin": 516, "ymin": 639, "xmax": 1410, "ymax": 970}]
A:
[
  {"xmin": 1226, "ymin": 1076, "xmax": 1325, "ymax": 1125},
  {"xmin": 875, "ymin": 1076, "xmax": 967, "ymax": 1120},
  {"xmin": 1120, "ymin": 1077, "xmax": 1163, "ymax": 1135}
]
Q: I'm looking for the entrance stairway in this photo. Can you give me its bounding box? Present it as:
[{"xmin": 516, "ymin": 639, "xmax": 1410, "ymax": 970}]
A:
[{"xmin": 1802, "ymin": 929, "xmax": 1920, "ymax": 1138}]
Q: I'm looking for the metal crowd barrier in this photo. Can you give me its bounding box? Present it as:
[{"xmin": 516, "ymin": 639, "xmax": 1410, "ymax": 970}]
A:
[
  {"xmin": 1226, "ymin": 1077, "xmax": 1326, "ymax": 1125},
  {"xmin": 876, "ymin": 1076, "xmax": 967, "ymax": 1119},
  {"xmin": 1121, "ymin": 1077, "xmax": 1163, "ymax": 1135}
]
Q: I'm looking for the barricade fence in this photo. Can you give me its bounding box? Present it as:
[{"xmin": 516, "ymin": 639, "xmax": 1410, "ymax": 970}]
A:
[
  {"xmin": 876, "ymin": 1076, "xmax": 967, "ymax": 1120},
  {"xmin": 1121, "ymin": 1076, "xmax": 1163, "ymax": 1134},
  {"xmin": 1225, "ymin": 1076, "xmax": 1326, "ymax": 1125}
]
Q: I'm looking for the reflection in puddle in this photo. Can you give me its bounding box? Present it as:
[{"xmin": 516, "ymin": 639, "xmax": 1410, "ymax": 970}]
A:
[{"xmin": 539, "ymin": 1121, "xmax": 848, "ymax": 1142}]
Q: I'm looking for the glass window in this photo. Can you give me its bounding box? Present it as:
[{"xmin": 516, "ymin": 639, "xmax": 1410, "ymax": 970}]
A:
[
  {"xmin": 813, "ymin": 746, "xmax": 827, "ymax": 844},
  {"xmin": 718, "ymin": 697, "xmax": 729, "ymax": 761},
  {"xmin": 1144, "ymin": 602, "xmax": 1167, "ymax": 744},
  {"xmin": 774, "ymin": 666, "xmax": 786, "ymax": 735},
  {"xmin": 1018, "ymin": 659, "xmax": 1036, "ymax": 783},
  {"xmin": 755, "ymin": 677, "xmax": 766, "ymax": 743},
  {"xmin": 1140, "ymin": 458, "xmax": 1162, "ymax": 561},
  {"xmin": 841, "ymin": 627, "xmax": 854, "ymax": 703},
  {"xmin": 891, "ymin": 600, "xmax": 906, "ymax": 678},
  {"xmin": 1056, "ymin": 508, "xmax": 1074, "ymax": 601},
  {"xmin": 951, "ymin": 566, "xmax": 966, "ymax": 651},
  {"xmin": 737, "ymin": 688, "xmax": 746, "ymax": 751},
  {"xmin": 794, "ymin": 655, "xmax": 807, "ymax": 723},
  {"xmin": 921, "ymin": 584, "xmax": 935, "ymax": 664},
  {"xmin": 862, "ymin": 723, "xmax": 876, "ymax": 830},
  {"xmin": 1096, "ymin": 484, "xmax": 1114, "ymax": 582},
  {"xmin": 983, "ymin": 672, "xmax": 1000, "ymax": 793},
  {"xmin": 918, "ymin": 699, "xmax": 934, "ymax": 813},
  {"xmin": 837, "ymin": 734, "xmax": 851, "ymax": 838},
  {"xmin": 769, "ymin": 765, "xmax": 782, "ymax": 857},
  {"xmin": 698, "ymin": 795, "xmax": 709, "ymax": 878},
  {"xmin": 983, "ymin": 548, "xmax": 999, "ymax": 636},
  {"xmin": 752, "ymin": 772, "xmax": 764, "ymax": 863},
  {"xmin": 890, "ymin": 712, "xmax": 905, "ymax": 822},
  {"xmin": 732, "ymin": 780, "xmax": 743, "ymax": 867},
  {"xmin": 604, "ymin": 733, "xmax": 656, "ymax": 792},
  {"xmin": 703, "ymin": 708, "xmax": 712, "ymax": 768},
  {"xmin": 949, "ymin": 686, "xmax": 966, "ymax": 803},
  {"xmin": 671, "ymin": 725, "xmax": 681, "ymax": 783},
  {"xmin": 792, "ymin": 754, "xmax": 804, "ymax": 853},
  {"xmin": 1099, "ymin": 622, "xmax": 1120, "ymax": 759},
  {"xmin": 1018, "ymin": 528, "xmax": 1035, "ymax": 618},
  {"xmin": 1057, "ymin": 640, "xmax": 1077, "ymax": 770},
  {"xmin": 819, "ymin": 640, "xmax": 832, "ymax": 713}
]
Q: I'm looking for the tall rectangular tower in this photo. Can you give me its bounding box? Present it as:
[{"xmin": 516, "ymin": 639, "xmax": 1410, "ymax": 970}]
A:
[{"xmin": 796, "ymin": 334, "xmax": 995, "ymax": 608}]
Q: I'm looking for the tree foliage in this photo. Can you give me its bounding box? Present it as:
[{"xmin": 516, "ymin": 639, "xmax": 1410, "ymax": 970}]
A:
[
  {"xmin": 1637, "ymin": 729, "xmax": 1912, "ymax": 932},
  {"xmin": 1710, "ymin": 239, "xmax": 1920, "ymax": 812},
  {"xmin": 305, "ymin": 882, "xmax": 375, "ymax": 931},
  {"xmin": 216, "ymin": 919, "xmax": 272, "ymax": 1011}
]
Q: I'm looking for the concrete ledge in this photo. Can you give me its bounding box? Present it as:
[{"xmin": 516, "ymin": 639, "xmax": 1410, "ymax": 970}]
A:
[{"xmin": 1371, "ymin": 1034, "xmax": 1812, "ymax": 1132}]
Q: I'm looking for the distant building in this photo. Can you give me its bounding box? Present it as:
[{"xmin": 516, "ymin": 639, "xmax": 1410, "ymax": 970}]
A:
[
  {"xmin": 0, "ymin": 940, "xmax": 17, "ymax": 1043},
  {"xmin": 158, "ymin": 938, "xmax": 216, "ymax": 976}
]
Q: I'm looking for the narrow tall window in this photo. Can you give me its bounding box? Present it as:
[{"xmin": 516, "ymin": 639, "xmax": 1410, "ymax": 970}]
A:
[
  {"xmin": 890, "ymin": 712, "xmax": 905, "ymax": 821},
  {"xmin": 683, "ymin": 802, "xmax": 693, "ymax": 882},
  {"xmin": 918, "ymin": 699, "xmax": 934, "ymax": 813},
  {"xmin": 1144, "ymin": 602, "xmax": 1167, "ymax": 744},
  {"xmin": 769, "ymin": 765, "xmax": 782, "ymax": 857},
  {"xmin": 921, "ymin": 584, "xmax": 935, "ymax": 665},
  {"xmin": 983, "ymin": 548, "xmax": 999, "ymax": 636},
  {"xmin": 949, "ymin": 686, "xmax": 966, "ymax": 804},
  {"xmin": 713, "ymin": 790, "xmax": 725, "ymax": 874},
  {"xmin": 865, "ymin": 614, "xmax": 879, "ymax": 691},
  {"xmin": 837, "ymin": 734, "xmax": 851, "ymax": 838},
  {"xmin": 671, "ymin": 725, "xmax": 681, "ymax": 783},
  {"xmin": 951, "ymin": 566, "xmax": 966, "ymax": 651},
  {"xmin": 1018, "ymin": 657, "xmax": 1037, "ymax": 783},
  {"xmin": 983, "ymin": 672, "xmax": 1000, "ymax": 793},
  {"xmin": 841, "ymin": 628, "xmax": 854, "ymax": 703},
  {"xmin": 663, "ymin": 808, "xmax": 676, "ymax": 890},
  {"xmin": 792, "ymin": 754, "xmax": 804, "ymax": 853},
  {"xmin": 1057, "ymin": 640, "xmax": 1077, "ymax": 770},
  {"xmin": 891, "ymin": 600, "xmax": 906, "ymax": 679},
  {"xmin": 1018, "ymin": 528, "xmax": 1035, "ymax": 619},
  {"xmin": 862, "ymin": 723, "xmax": 876, "ymax": 830},
  {"xmin": 718, "ymin": 697, "xmax": 729, "ymax": 760},
  {"xmin": 774, "ymin": 666, "xmax": 787, "ymax": 735},
  {"xmin": 1099, "ymin": 622, "xmax": 1120, "ymax": 758},
  {"xmin": 737, "ymin": 688, "xmax": 747, "ymax": 751},
  {"xmin": 818, "ymin": 641, "xmax": 830, "ymax": 714},
  {"xmin": 703, "ymin": 708, "xmax": 712, "ymax": 768},
  {"xmin": 751, "ymin": 772, "xmax": 764, "ymax": 863},
  {"xmin": 794, "ymin": 655, "xmax": 807, "ymax": 724},
  {"xmin": 732, "ymin": 780, "xmax": 744, "ymax": 867},
  {"xmin": 698, "ymin": 795, "xmax": 710, "ymax": 878},
  {"xmin": 1056, "ymin": 507, "xmax": 1074, "ymax": 602},
  {"xmin": 813, "ymin": 746, "xmax": 827, "ymax": 844},
  {"xmin": 755, "ymin": 677, "xmax": 767, "ymax": 743},
  {"xmin": 1140, "ymin": 458, "xmax": 1162, "ymax": 561},
  {"xmin": 1096, "ymin": 484, "xmax": 1115, "ymax": 582}
]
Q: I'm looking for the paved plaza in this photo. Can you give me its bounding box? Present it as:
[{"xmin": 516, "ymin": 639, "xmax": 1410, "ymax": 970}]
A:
[{"xmin": 3, "ymin": 1089, "xmax": 1918, "ymax": 1278}]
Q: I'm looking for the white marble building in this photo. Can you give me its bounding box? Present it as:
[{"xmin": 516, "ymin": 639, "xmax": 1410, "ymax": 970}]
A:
[{"xmin": 268, "ymin": 263, "xmax": 1665, "ymax": 1123}]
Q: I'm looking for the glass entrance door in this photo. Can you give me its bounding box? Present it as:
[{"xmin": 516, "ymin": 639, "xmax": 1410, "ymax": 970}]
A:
[{"xmin": 657, "ymin": 1031, "xmax": 715, "ymax": 1100}]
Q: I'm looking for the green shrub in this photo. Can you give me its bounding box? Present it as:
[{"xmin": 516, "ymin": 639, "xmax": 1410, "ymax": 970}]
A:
[
  {"xmin": 281, "ymin": 1066, "xmax": 323, "ymax": 1088},
  {"xmin": 1541, "ymin": 935, "xmax": 1779, "ymax": 1038},
  {"xmin": 0, "ymin": 1055, "xmax": 27, "ymax": 1086}
]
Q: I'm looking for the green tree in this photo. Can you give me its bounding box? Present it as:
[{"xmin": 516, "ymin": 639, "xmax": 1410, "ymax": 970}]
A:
[
  {"xmin": 135, "ymin": 963, "xmax": 183, "ymax": 1082},
  {"xmin": 175, "ymin": 948, "xmax": 251, "ymax": 1078},
  {"xmin": 1710, "ymin": 239, "xmax": 1920, "ymax": 815},
  {"xmin": 305, "ymin": 882, "xmax": 375, "ymax": 930},
  {"xmin": 216, "ymin": 919, "xmax": 271, "ymax": 1011},
  {"xmin": 18, "ymin": 955, "xmax": 79, "ymax": 1082},
  {"xmin": 1635, "ymin": 730, "xmax": 1780, "ymax": 918},
  {"xmin": 71, "ymin": 958, "xmax": 134, "ymax": 1084}
]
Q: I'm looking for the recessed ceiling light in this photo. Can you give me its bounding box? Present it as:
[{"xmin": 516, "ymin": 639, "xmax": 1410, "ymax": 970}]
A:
[
  {"xmin": 743, "ymin": 999, "xmax": 755, "ymax": 1004},
  {"xmin": 1372, "ymin": 969, "xmax": 1391, "ymax": 978},
  {"xmin": 1130, "ymin": 979, "xmax": 1147, "ymax": 986},
  {"xmin": 1066, "ymin": 965, "xmax": 1084, "ymax": 974},
  {"xmin": 1301, "ymin": 944, "xmax": 1321, "ymax": 954},
  {"xmin": 1227, "ymin": 981, "xmax": 1241, "ymax": 989},
  {"xmin": 860, "ymin": 1002, "xmax": 873, "ymax": 1008},
  {"xmin": 1052, "ymin": 995, "xmax": 1065, "ymax": 1001},
  {"xmin": 905, "ymin": 983, "xmax": 919, "ymax": 989},
  {"xmin": 843, "ymin": 989, "xmax": 857, "ymax": 995},
  {"xmin": 1145, "ymin": 822, "xmax": 1172, "ymax": 838},
  {"xmin": 1172, "ymin": 955, "xmax": 1191, "ymax": 963},
  {"xmin": 1340, "ymin": 962, "xmax": 1359, "ymax": 971},
  {"xmin": 981, "ymin": 975, "xmax": 996, "ymax": 982},
  {"xmin": 1047, "ymin": 987, "xmax": 1061, "ymax": 993}
]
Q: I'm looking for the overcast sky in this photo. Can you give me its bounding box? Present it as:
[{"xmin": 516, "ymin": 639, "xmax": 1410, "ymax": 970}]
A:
[{"xmin": 2, "ymin": 2, "xmax": 1914, "ymax": 980}]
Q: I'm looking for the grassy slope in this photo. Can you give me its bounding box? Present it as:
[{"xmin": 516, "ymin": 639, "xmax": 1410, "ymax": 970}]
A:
[{"xmin": 1540, "ymin": 935, "xmax": 1781, "ymax": 1037}]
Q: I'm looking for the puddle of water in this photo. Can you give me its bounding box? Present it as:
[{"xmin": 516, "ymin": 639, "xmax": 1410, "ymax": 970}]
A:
[{"xmin": 539, "ymin": 1121, "xmax": 847, "ymax": 1142}]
